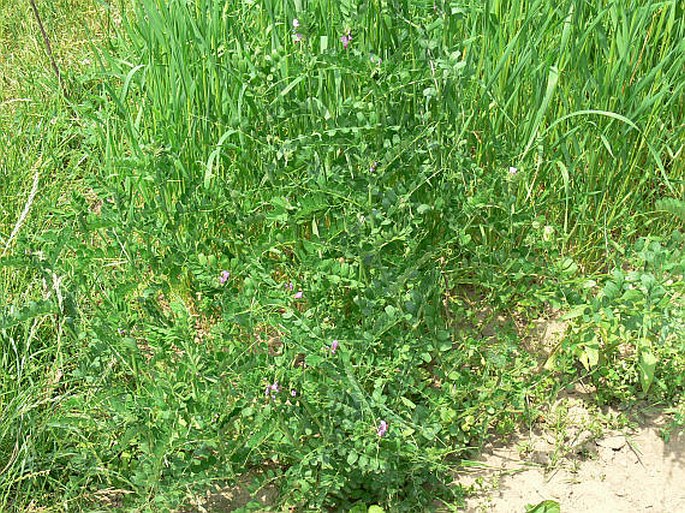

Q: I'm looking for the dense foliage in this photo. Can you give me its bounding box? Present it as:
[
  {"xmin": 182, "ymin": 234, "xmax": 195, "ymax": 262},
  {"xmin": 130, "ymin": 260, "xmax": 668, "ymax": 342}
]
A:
[{"xmin": 1, "ymin": 0, "xmax": 684, "ymax": 511}]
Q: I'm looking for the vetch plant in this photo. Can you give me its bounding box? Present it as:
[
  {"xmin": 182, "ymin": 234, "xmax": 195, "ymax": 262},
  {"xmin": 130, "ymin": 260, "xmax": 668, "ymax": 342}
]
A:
[
  {"xmin": 219, "ymin": 270, "xmax": 230, "ymax": 284},
  {"xmin": 340, "ymin": 31, "xmax": 352, "ymax": 50},
  {"xmin": 265, "ymin": 381, "xmax": 280, "ymax": 399},
  {"xmin": 291, "ymin": 18, "xmax": 304, "ymax": 44},
  {"xmin": 377, "ymin": 420, "xmax": 388, "ymax": 437},
  {"xmin": 5, "ymin": 0, "xmax": 681, "ymax": 511}
]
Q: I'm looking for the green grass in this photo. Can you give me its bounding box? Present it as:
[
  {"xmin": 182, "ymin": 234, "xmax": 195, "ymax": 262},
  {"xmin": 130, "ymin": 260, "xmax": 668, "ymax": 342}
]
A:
[{"xmin": 1, "ymin": 0, "xmax": 684, "ymax": 511}]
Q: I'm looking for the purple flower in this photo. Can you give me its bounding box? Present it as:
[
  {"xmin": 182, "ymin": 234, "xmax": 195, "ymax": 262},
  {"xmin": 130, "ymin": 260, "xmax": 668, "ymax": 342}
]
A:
[
  {"xmin": 285, "ymin": 281, "xmax": 294, "ymax": 291},
  {"xmin": 508, "ymin": 166, "xmax": 518, "ymax": 176},
  {"xmin": 292, "ymin": 18, "xmax": 300, "ymax": 29},
  {"xmin": 294, "ymin": 290, "xmax": 303, "ymax": 299},
  {"xmin": 330, "ymin": 339, "xmax": 339, "ymax": 354},
  {"xmin": 293, "ymin": 33, "xmax": 304, "ymax": 43},
  {"xmin": 219, "ymin": 270, "xmax": 230, "ymax": 284},
  {"xmin": 370, "ymin": 161, "xmax": 379, "ymax": 173},
  {"xmin": 340, "ymin": 33, "xmax": 352, "ymax": 50},
  {"xmin": 377, "ymin": 420, "xmax": 388, "ymax": 437},
  {"xmin": 291, "ymin": 389, "xmax": 297, "ymax": 397},
  {"xmin": 265, "ymin": 381, "xmax": 280, "ymax": 399}
]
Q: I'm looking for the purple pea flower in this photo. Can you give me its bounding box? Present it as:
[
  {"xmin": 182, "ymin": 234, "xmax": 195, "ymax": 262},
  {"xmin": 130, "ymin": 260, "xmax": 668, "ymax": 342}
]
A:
[
  {"xmin": 219, "ymin": 270, "xmax": 230, "ymax": 284},
  {"xmin": 509, "ymin": 166, "xmax": 518, "ymax": 176},
  {"xmin": 292, "ymin": 18, "xmax": 300, "ymax": 29},
  {"xmin": 330, "ymin": 339, "xmax": 339, "ymax": 354},
  {"xmin": 370, "ymin": 161, "xmax": 379, "ymax": 173},
  {"xmin": 340, "ymin": 33, "xmax": 352, "ymax": 50},
  {"xmin": 293, "ymin": 33, "xmax": 304, "ymax": 43},
  {"xmin": 294, "ymin": 290, "xmax": 303, "ymax": 299},
  {"xmin": 265, "ymin": 381, "xmax": 280, "ymax": 399},
  {"xmin": 291, "ymin": 389, "xmax": 297, "ymax": 397},
  {"xmin": 377, "ymin": 420, "xmax": 388, "ymax": 437}
]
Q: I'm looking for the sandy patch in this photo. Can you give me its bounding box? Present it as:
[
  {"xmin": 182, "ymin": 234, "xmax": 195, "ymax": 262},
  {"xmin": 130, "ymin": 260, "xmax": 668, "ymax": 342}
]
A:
[
  {"xmin": 179, "ymin": 469, "xmax": 279, "ymax": 513},
  {"xmin": 457, "ymin": 404, "xmax": 685, "ymax": 513}
]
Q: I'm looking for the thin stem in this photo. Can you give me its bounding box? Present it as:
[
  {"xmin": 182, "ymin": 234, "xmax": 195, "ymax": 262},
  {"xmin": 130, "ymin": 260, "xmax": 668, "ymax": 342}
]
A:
[{"xmin": 28, "ymin": 0, "xmax": 65, "ymax": 95}]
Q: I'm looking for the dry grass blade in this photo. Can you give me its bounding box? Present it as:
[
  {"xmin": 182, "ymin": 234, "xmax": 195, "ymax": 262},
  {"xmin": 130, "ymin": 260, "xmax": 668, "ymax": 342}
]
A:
[{"xmin": 2, "ymin": 157, "xmax": 41, "ymax": 258}]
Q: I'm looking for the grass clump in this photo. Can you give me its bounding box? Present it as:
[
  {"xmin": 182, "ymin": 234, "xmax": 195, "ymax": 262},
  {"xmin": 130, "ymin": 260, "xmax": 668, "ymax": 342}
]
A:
[{"xmin": 1, "ymin": 0, "xmax": 684, "ymax": 511}]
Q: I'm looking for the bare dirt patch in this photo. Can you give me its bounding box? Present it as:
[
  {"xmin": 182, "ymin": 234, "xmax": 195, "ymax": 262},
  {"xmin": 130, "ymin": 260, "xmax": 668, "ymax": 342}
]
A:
[
  {"xmin": 456, "ymin": 399, "xmax": 685, "ymax": 513},
  {"xmin": 179, "ymin": 469, "xmax": 279, "ymax": 513}
]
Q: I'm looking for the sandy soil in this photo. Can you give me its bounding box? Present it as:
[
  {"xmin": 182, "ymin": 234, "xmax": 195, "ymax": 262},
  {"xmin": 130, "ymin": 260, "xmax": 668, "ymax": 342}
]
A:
[{"xmin": 456, "ymin": 402, "xmax": 685, "ymax": 513}]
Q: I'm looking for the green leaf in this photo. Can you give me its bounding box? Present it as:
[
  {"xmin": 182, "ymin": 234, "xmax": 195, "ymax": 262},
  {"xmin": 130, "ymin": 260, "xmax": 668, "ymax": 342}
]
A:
[
  {"xmin": 278, "ymin": 75, "xmax": 305, "ymax": 99},
  {"xmin": 578, "ymin": 339, "xmax": 599, "ymax": 371},
  {"xmin": 602, "ymin": 280, "xmax": 621, "ymax": 301},
  {"xmin": 305, "ymin": 354, "xmax": 323, "ymax": 367},
  {"xmin": 638, "ymin": 349, "xmax": 657, "ymax": 394},
  {"xmin": 522, "ymin": 65, "xmax": 559, "ymax": 158},
  {"xmin": 525, "ymin": 499, "xmax": 560, "ymax": 513},
  {"xmin": 561, "ymin": 306, "xmax": 587, "ymax": 320},
  {"xmin": 368, "ymin": 506, "xmax": 385, "ymax": 513},
  {"xmin": 401, "ymin": 397, "xmax": 417, "ymax": 410},
  {"xmin": 557, "ymin": 257, "xmax": 577, "ymax": 276}
]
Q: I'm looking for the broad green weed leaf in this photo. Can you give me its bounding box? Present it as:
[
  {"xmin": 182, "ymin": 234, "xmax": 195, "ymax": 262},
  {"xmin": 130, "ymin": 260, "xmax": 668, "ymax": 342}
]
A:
[
  {"xmin": 638, "ymin": 349, "xmax": 657, "ymax": 394},
  {"xmin": 525, "ymin": 500, "xmax": 560, "ymax": 513},
  {"xmin": 579, "ymin": 338, "xmax": 600, "ymax": 371},
  {"xmin": 562, "ymin": 306, "xmax": 587, "ymax": 320}
]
